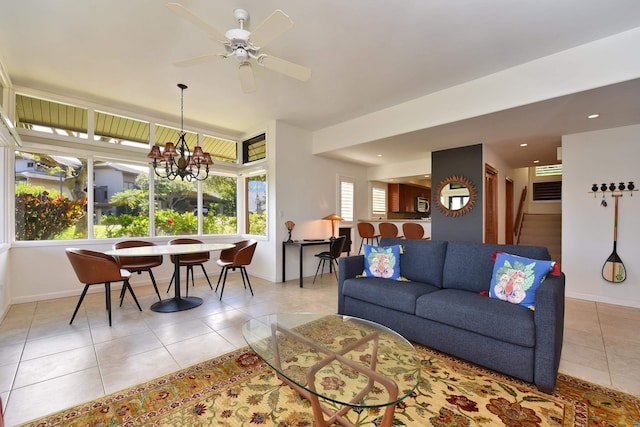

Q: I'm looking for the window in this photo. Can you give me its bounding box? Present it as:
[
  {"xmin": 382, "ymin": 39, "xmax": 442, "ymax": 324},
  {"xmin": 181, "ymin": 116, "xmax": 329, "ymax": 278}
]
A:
[
  {"xmin": 242, "ymin": 134, "xmax": 266, "ymax": 164},
  {"xmin": 153, "ymin": 176, "xmax": 198, "ymax": 236},
  {"xmin": 371, "ymin": 185, "xmax": 386, "ymax": 217},
  {"xmin": 535, "ymin": 164, "xmax": 562, "ymax": 177},
  {"xmin": 94, "ymin": 160, "xmax": 150, "ymax": 238},
  {"xmin": 155, "ymin": 124, "xmax": 197, "ymax": 151},
  {"xmin": 94, "ymin": 111, "xmax": 149, "ymax": 149},
  {"xmin": 15, "ymin": 150, "xmax": 87, "ymax": 241},
  {"xmin": 202, "ymin": 175, "xmax": 237, "ymax": 234},
  {"xmin": 202, "ymin": 134, "xmax": 237, "ymax": 164},
  {"xmin": 533, "ymin": 181, "xmax": 562, "ymax": 201},
  {"xmin": 339, "ymin": 177, "xmax": 354, "ymax": 222},
  {"xmin": 15, "ymin": 94, "xmax": 88, "ymax": 138},
  {"xmin": 11, "ymin": 90, "xmax": 245, "ymax": 241},
  {"xmin": 449, "ymin": 195, "xmax": 470, "ymax": 209},
  {"xmin": 246, "ymin": 173, "xmax": 267, "ymax": 235}
]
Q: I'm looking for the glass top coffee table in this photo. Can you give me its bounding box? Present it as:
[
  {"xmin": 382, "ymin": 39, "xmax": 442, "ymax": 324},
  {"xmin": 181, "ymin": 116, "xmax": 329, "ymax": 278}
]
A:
[{"xmin": 242, "ymin": 313, "xmax": 420, "ymax": 427}]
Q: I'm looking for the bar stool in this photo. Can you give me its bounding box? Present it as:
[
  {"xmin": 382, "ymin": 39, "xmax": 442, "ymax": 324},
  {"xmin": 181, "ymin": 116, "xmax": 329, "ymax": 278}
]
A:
[
  {"xmin": 379, "ymin": 222, "xmax": 403, "ymax": 239},
  {"xmin": 357, "ymin": 222, "xmax": 380, "ymax": 254},
  {"xmin": 402, "ymin": 222, "xmax": 430, "ymax": 240}
]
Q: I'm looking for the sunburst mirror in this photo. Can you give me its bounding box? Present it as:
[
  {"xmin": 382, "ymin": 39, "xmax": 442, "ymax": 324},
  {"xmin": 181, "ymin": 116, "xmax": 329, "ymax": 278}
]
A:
[{"xmin": 435, "ymin": 175, "xmax": 477, "ymax": 217}]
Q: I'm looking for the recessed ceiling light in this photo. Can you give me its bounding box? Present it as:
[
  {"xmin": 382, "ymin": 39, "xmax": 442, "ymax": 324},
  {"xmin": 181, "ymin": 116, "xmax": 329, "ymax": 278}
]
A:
[
  {"xmin": 533, "ymin": 160, "xmax": 540, "ymax": 164},
  {"xmin": 377, "ymin": 154, "xmax": 383, "ymax": 157},
  {"xmin": 520, "ymin": 143, "xmax": 528, "ymax": 147},
  {"xmin": 587, "ymin": 114, "xmax": 599, "ymax": 119}
]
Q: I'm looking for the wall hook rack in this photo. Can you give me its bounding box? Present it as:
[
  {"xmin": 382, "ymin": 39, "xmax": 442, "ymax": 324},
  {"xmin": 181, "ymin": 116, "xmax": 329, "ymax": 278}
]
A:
[{"xmin": 589, "ymin": 181, "xmax": 637, "ymax": 198}]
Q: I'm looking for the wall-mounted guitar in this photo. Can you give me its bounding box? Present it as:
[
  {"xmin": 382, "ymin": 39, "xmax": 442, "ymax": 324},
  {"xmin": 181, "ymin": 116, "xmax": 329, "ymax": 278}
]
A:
[{"xmin": 592, "ymin": 181, "xmax": 636, "ymax": 283}]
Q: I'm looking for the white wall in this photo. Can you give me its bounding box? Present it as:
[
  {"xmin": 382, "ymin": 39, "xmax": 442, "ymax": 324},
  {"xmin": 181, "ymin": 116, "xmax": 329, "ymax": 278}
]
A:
[
  {"xmin": 367, "ymin": 158, "xmax": 431, "ymax": 182},
  {"xmin": 0, "ymin": 146, "xmax": 10, "ymax": 318},
  {"xmin": 312, "ymin": 27, "xmax": 640, "ymax": 153},
  {"xmin": 511, "ymin": 167, "xmax": 529, "ymax": 221},
  {"xmin": 563, "ymin": 124, "xmax": 640, "ymax": 308},
  {"xmin": 0, "ymin": 244, "xmax": 9, "ymax": 319},
  {"xmin": 274, "ymin": 121, "xmax": 368, "ymax": 282},
  {"xmin": 483, "ymin": 144, "xmax": 525, "ymax": 243},
  {"xmin": 8, "ymin": 236, "xmax": 240, "ymax": 303}
]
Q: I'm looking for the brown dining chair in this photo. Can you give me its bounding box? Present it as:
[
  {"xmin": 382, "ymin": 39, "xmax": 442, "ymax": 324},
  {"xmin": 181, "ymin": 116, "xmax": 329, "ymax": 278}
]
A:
[
  {"xmin": 313, "ymin": 235, "xmax": 346, "ymax": 283},
  {"xmin": 66, "ymin": 248, "xmax": 141, "ymax": 327},
  {"xmin": 379, "ymin": 222, "xmax": 403, "ymax": 239},
  {"xmin": 402, "ymin": 222, "xmax": 430, "ymax": 240},
  {"xmin": 112, "ymin": 240, "xmax": 162, "ymax": 301},
  {"xmin": 357, "ymin": 222, "xmax": 380, "ymax": 254},
  {"xmin": 215, "ymin": 240, "xmax": 258, "ymax": 300},
  {"xmin": 167, "ymin": 238, "xmax": 212, "ymax": 295}
]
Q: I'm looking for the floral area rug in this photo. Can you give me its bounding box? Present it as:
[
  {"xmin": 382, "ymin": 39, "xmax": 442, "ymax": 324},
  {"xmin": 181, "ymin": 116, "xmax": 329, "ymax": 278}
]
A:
[{"xmin": 20, "ymin": 343, "xmax": 640, "ymax": 427}]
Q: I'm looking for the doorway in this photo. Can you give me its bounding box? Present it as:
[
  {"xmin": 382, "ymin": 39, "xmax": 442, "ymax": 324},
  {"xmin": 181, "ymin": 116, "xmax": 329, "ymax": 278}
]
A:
[
  {"xmin": 484, "ymin": 164, "xmax": 498, "ymax": 244},
  {"xmin": 505, "ymin": 178, "xmax": 514, "ymax": 244}
]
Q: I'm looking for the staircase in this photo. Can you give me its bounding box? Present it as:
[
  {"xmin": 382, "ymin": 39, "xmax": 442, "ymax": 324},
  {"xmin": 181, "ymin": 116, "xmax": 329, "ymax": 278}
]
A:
[{"xmin": 517, "ymin": 214, "xmax": 562, "ymax": 266}]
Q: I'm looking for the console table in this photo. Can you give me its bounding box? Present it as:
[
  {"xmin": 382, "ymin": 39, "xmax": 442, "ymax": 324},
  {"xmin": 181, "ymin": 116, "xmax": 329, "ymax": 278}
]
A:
[{"xmin": 282, "ymin": 240, "xmax": 331, "ymax": 287}]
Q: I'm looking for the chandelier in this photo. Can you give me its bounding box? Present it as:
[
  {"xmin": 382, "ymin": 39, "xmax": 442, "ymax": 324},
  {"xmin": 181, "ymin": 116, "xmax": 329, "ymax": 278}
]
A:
[{"xmin": 147, "ymin": 84, "xmax": 213, "ymax": 181}]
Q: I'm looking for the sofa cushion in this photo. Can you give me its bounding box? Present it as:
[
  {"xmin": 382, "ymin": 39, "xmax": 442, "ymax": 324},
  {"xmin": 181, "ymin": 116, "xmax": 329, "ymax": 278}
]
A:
[
  {"xmin": 415, "ymin": 289, "xmax": 535, "ymax": 347},
  {"xmin": 362, "ymin": 244, "xmax": 402, "ymax": 280},
  {"xmin": 442, "ymin": 241, "xmax": 550, "ymax": 293},
  {"xmin": 379, "ymin": 238, "xmax": 448, "ymax": 287},
  {"xmin": 342, "ymin": 277, "xmax": 440, "ymax": 314},
  {"xmin": 489, "ymin": 252, "xmax": 557, "ymax": 309}
]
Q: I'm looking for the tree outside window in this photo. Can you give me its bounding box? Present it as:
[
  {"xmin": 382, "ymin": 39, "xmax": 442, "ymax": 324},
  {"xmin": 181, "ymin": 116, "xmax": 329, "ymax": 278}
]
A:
[
  {"xmin": 15, "ymin": 151, "xmax": 87, "ymax": 241},
  {"xmin": 15, "ymin": 151, "xmax": 238, "ymax": 241},
  {"xmin": 246, "ymin": 173, "xmax": 266, "ymax": 236}
]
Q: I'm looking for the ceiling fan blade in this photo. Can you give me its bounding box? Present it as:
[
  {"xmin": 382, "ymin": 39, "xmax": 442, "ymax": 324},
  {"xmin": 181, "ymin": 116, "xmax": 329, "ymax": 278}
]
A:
[
  {"xmin": 249, "ymin": 10, "xmax": 294, "ymax": 48},
  {"xmin": 258, "ymin": 55, "xmax": 312, "ymax": 82},
  {"xmin": 238, "ymin": 63, "xmax": 256, "ymax": 93},
  {"xmin": 166, "ymin": 3, "xmax": 227, "ymax": 42},
  {"xmin": 173, "ymin": 53, "xmax": 222, "ymax": 67}
]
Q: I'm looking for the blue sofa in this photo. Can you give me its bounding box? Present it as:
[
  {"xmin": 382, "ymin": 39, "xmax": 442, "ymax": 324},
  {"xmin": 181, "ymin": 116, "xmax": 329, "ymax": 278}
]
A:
[{"xmin": 337, "ymin": 238, "xmax": 565, "ymax": 392}]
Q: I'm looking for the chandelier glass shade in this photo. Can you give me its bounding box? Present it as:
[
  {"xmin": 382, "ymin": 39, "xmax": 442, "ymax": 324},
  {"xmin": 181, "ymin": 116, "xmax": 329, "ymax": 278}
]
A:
[{"xmin": 147, "ymin": 84, "xmax": 213, "ymax": 181}]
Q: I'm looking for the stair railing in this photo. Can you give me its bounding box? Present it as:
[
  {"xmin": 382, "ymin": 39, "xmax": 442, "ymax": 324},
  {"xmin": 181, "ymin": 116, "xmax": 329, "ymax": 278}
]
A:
[{"xmin": 514, "ymin": 186, "xmax": 527, "ymax": 244}]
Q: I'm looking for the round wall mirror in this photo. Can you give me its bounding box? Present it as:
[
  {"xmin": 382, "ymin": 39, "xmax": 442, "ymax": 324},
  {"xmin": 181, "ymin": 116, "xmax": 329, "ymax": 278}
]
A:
[{"xmin": 435, "ymin": 175, "xmax": 477, "ymax": 217}]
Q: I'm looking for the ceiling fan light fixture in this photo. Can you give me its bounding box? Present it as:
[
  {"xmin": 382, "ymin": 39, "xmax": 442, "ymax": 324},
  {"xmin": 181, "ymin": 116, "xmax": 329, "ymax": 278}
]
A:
[
  {"xmin": 235, "ymin": 47, "xmax": 249, "ymax": 62},
  {"xmin": 169, "ymin": 5, "xmax": 311, "ymax": 91},
  {"xmin": 147, "ymin": 84, "xmax": 214, "ymax": 181}
]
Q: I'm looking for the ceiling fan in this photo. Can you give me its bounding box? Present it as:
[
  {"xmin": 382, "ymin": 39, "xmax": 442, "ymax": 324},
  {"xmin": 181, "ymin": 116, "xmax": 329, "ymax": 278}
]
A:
[{"xmin": 167, "ymin": 3, "xmax": 312, "ymax": 93}]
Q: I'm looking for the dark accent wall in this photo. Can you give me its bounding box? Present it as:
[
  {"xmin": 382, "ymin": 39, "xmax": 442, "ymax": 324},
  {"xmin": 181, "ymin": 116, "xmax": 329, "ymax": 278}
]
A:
[{"xmin": 431, "ymin": 144, "xmax": 484, "ymax": 242}]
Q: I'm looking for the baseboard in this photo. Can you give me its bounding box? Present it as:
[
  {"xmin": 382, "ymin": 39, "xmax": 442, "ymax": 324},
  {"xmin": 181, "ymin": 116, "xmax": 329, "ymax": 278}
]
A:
[{"xmin": 565, "ymin": 291, "xmax": 640, "ymax": 309}]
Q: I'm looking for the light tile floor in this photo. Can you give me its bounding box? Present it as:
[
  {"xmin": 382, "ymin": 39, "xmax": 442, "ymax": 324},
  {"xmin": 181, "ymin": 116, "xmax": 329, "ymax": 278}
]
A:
[{"xmin": 0, "ymin": 274, "xmax": 639, "ymax": 426}]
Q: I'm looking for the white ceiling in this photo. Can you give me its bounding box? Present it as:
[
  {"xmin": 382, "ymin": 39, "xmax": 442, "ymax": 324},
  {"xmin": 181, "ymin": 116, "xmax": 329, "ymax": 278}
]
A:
[{"xmin": 1, "ymin": 0, "xmax": 640, "ymax": 170}]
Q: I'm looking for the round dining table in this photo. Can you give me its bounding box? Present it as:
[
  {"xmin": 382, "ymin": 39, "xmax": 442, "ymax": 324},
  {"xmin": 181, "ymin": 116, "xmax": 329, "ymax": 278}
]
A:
[{"xmin": 107, "ymin": 243, "xmax": 234, "ymax": 313}]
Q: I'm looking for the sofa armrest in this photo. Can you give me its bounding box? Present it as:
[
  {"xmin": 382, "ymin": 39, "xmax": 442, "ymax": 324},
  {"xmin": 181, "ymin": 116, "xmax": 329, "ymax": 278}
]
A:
[
  {"xmin": 338, "ymin": 255, "xmax": 364, "ymax": 314},
  {"xmin": 533, "ymin": 272, "xmax": 565, "ymax": 391}
]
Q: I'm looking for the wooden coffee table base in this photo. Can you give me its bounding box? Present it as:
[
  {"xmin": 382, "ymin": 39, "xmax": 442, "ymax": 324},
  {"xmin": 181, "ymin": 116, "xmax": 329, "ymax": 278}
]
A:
[{"xmin": 271, "ymin": 324, "xmax": 400, "ymax": 427}]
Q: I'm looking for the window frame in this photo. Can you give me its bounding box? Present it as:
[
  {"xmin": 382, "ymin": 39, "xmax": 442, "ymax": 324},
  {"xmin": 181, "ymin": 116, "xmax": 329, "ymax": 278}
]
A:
[
  {"xmin": 8, "ymin": 89, "xmax": 249, "ymax": 243},
  {"xmin": 370, "ymin": 182, "xmax": 387, "ymax": 218},
  {"xmin": 244, "ymin": 171, "xmax": 267, "ymax": 237},
  {"xmin": 338, "ymin": 175, "xmax": 355, "ymax": 224}
]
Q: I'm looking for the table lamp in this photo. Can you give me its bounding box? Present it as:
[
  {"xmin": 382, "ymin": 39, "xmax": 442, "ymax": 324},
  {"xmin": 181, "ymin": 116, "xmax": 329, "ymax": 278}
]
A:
[
  {"xmin": 322, "ymin": 213, "xmax": 343, "ymax": 240},
  {"xmin": 285, "ymin": 220, "xmax": 295, "ymax": 242}
]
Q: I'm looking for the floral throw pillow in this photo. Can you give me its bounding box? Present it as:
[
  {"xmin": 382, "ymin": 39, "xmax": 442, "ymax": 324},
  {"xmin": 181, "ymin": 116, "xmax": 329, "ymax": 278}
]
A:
[
  {"xmin": 489, "ymin": 252, "xmax": 558, "ymax": 309},
  {"xmin": 362, "ymin": 244, "xmax": 402, "ymax": 280}
]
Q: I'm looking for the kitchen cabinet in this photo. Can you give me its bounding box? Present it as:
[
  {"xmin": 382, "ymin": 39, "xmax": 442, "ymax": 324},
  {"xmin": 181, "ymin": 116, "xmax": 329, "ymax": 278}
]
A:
[{"xmin": 388, "ymin": 184, "xmax": 431, "ymax": 213}]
